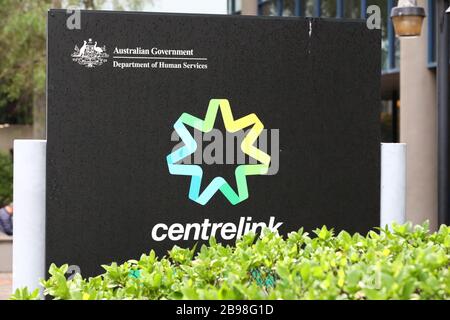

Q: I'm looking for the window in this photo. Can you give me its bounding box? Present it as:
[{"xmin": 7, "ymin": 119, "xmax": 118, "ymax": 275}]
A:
[
  {"xmin": 344, "ymin": 0, "xmax": 362, "ymax": 19},
  {"xmin": 427, "ymin": 0, "xmax": 436, "ymax": 67},
  {"xmin": 230, "ymin": 0, "xmax": 400, "ymax": 73},
  {"xmin": 321, "ymin": 0, "xmax": 337, "ymax": 18},
  {"xmin": 259, "ymin": 0, "xmax": 279, "ymax": 16}
]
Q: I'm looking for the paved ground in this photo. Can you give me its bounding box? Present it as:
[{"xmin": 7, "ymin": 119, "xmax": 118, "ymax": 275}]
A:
[{"xmin": 0, "ymin": 273, "xmax": 12, "ymax": 300}]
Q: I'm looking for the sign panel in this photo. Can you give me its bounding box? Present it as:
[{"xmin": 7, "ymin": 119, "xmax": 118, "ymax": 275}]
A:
[{"xmin": 47, "ymin": 10, "xmax": 381, "ymax": 276}]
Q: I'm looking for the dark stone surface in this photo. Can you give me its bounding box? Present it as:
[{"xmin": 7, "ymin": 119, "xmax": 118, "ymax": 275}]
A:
[{"xmin": 47, "ymin": 10, "xmax": 381, "ymax": 277}]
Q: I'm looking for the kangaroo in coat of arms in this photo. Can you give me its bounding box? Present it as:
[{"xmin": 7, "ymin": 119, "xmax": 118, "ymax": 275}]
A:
[{"xmin": 72, "ymin": 38, "xmax": 109, "ymax": 68}]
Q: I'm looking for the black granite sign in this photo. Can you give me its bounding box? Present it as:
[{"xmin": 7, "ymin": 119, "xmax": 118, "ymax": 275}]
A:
[{"xmin": 47, "ymin": 9, "xmax": 381, "ymax": 277}]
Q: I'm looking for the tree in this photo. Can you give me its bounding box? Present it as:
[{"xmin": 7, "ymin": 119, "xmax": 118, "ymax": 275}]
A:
[
  {"xmin": 0, "ymin": 0, "xmax": 145, "ymax": 126},
  {"xmin": 0, "ymin": 0, "xmax": 49, "ymax": 124}
]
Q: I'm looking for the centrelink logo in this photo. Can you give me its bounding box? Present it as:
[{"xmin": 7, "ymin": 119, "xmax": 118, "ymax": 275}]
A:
[
  {"xmin": 150, "ymin": 99, "xmax": 282, "ymax": 242},
  {"xmin": 166, "ymin": 99, "xmax": 272, "ymax": 206}
]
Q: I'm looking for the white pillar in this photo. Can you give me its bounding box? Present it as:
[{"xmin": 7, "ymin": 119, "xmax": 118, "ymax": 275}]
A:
[
  {"xmin": 380, "ymin": 143, "xmax": 407, "ymax": 227},
  {"xmin": 12, "ymin": 140, "xmax": 46, "ymax": 296}
]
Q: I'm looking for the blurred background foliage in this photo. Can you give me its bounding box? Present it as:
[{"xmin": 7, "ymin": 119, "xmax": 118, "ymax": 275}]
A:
[
  {"xmin": 0, "ymin": 151, "xmax": 13, "ymax": 207},
  {"xmin": 0, "ymin": 0, "xmax": 49, "ymax": 124},
  {"xmin": 0, "ymin": 0, "xmax": 144, "ymax": 125}
]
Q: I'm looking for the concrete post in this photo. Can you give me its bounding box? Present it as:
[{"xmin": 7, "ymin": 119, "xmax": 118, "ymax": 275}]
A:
[
  {"xmin": 13, "ymin": 140, "xmax": 46, "ymax": 296},
  {"xmin": 381, "ymin": 144, "xmax": 407, "ymax": 227}
]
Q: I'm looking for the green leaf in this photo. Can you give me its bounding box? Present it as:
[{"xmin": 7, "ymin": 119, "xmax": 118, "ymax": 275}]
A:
[{"xmin": 12, "ymin": 223, "xmax": 449, "ymax": 300}]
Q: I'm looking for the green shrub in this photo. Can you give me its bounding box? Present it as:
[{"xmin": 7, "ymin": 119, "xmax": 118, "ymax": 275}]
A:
[
  {"xmin": 11, "ymin": 223, "xmax": 450, "ymax": 300},
  {"xmin": 0, "ymin": 151, "xmax": 13, "ymax": 207}
]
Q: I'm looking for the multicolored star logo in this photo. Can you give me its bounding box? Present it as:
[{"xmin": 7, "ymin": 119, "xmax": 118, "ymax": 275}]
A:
[{"xmin": 166, "ymin": 99, "xmax": 271, "ymax": 206}]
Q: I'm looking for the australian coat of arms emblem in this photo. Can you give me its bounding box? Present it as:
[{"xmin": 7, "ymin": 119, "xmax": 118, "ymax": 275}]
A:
[{"xmin": 71, "ymin": 38, "xmax": 109, "ymax": 68}]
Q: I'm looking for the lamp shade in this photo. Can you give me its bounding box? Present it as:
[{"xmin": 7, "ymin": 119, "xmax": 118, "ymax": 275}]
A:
[{"xmin": 391, "ymin": 6, "xmax": 426, "ymax": 37}]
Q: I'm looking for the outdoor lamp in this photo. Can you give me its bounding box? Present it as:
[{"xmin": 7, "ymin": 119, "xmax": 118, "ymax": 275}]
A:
[{"xmin": 391, "ymin": 0, "xmax": 426, "ymax": 37}]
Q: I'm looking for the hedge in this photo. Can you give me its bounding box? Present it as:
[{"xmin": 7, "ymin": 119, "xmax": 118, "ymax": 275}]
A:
[
  {"xmin": 0, "ymin": 151, "xmax": 13, "ymax": 207},
  {"xmin": 11, "ymin": 223, "xmax": 450, "ymax": 300}
]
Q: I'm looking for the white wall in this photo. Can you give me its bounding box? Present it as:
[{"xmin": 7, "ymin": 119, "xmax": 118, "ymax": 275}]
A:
[{"xmin": 146, "ymin": 0, "xmax": 228, "ymax": 14}]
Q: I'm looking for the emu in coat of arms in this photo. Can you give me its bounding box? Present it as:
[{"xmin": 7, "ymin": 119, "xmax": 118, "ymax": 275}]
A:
[{"xmin": 71, "ymin": 38, "xmax": 109, "ymax": 68}]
